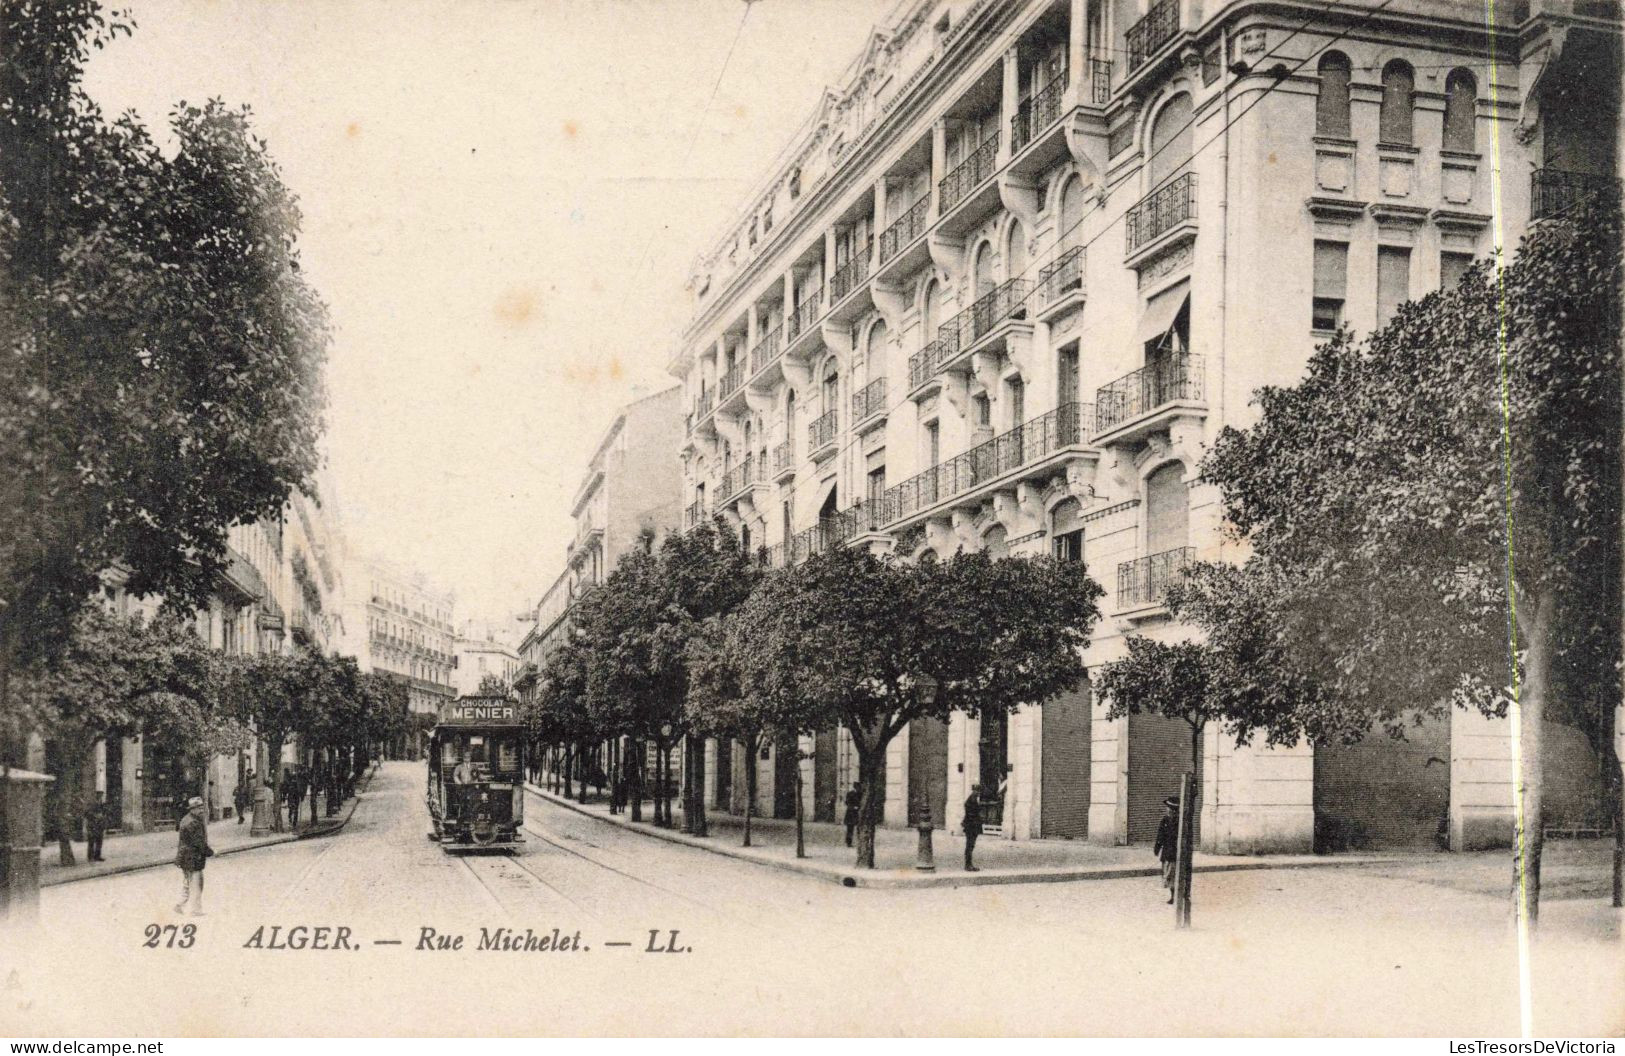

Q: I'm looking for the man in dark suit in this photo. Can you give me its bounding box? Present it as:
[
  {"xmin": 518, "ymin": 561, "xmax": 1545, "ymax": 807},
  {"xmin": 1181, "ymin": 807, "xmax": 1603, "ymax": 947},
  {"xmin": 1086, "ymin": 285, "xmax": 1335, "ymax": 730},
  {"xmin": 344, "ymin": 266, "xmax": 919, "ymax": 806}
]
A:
[
  {"xmin": 83, "ymin": 792, "xmax": 109, "ymax": 862},
  {"xmin": 962, "ymin": 784, "xmax": 983, "ymax": 872},
  {"xmin": 842, "ymin": 782, "xmax": 861, "ymax": 847},
  {"xmin": 1153, "ymin": 795, "xmax": 1179, "ymax": 904},
  {"xmin": 174, "ymin": 796, "xmax": 214, "ymax": 915}
]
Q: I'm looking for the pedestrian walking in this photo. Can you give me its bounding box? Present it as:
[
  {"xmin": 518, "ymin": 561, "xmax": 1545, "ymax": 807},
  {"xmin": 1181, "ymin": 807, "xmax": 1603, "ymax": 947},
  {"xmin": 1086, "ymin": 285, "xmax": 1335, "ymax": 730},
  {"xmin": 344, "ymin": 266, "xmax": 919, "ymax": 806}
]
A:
[
  {"xmin": 83, "ymin": 791, "xmax": 108, "ymax": 862},
  {"xmin": 233, "ymin": 780, "xmax": 250, "ymax": 825},
  {"xmin": 284, "ymin": 767, "xmax": 304, "ymax": 830},
  {"xmin": 843, "ymin": 782, "xmax": 861, "ymax": 847},
  {"xmin": 962, "ymin": 784, "xmax": 983, "ymax": 871},
  {"xmin": 1153, "ymin": 795, "xmax": 1179, "ymax": 904},
  {"xmin": 174, "ymin": 796, "xmax": 214, "ymax": 915}
]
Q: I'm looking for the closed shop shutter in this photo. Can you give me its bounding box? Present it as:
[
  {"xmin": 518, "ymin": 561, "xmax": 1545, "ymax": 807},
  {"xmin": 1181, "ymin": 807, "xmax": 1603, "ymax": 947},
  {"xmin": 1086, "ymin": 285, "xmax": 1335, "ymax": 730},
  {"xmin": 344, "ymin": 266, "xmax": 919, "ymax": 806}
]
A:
[
  {"xmin": 907, "ymin": 717, "xmax": 949, "ymax": 827},
  {"xmin": 1127, "ymin": 712, "xmax": 1201, "ymax": 843},
  {"xmin": 1041, "ymin": 687, "xmax": 1091, "ymax": 838},
  {"xmin": 1314, "ymin": 711, "xmax": 1449, "ymax": 851}
]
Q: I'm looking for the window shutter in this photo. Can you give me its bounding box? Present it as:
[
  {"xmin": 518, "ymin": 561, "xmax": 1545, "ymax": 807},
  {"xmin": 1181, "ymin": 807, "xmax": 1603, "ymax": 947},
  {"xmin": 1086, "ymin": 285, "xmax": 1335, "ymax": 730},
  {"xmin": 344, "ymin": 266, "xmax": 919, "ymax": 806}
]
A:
[{"xmin": 1313, "ymin": 241, "xmax": 1348, "ymax": 298}]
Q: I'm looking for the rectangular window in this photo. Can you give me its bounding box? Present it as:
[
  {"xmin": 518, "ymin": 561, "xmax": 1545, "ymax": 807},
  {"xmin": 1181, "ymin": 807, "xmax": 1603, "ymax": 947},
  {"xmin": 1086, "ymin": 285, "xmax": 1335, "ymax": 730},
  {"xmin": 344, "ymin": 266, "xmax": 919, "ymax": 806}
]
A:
[
  {"xmin": 1312, "ymin": 240, "xmax": 1348, "ymax": 332},
  {"xmin": 1440, "ymin": 251, "xmax": 1474, "ymax": 291},
  {"xmin": 1053, "ymin": 530, "xmax": 1083, "ymax": 564},
  {"xmin": 1377, "ymin": 246, "xmax": 1411, "ymax": 327},
  {"xmin": 925, "ymin": 421, "xmax": 940, "ymax": 466},
  {"xmin": 973, "ymin": 393, "xmax": 991, "ymax": 427},
  {"xmin": 867, "ymin": 467, "xmax": 886, "ymax": 508}
]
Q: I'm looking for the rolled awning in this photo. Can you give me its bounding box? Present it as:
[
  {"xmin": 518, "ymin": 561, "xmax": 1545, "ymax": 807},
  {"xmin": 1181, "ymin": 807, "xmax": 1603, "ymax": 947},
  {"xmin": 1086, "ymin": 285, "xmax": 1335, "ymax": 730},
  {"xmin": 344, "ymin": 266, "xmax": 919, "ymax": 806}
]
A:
[{"xmin": 1135, "ymin": 281, "xmax": 1190, "ymax": 346}]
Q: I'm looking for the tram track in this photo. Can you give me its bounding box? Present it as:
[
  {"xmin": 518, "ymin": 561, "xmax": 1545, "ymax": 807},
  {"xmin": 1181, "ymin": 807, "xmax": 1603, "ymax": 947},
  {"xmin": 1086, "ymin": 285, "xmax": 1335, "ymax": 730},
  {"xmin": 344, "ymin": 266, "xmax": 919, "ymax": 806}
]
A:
[{"xmin": 456, "ymin": 847, "xmax": 590, "ymax": 917}]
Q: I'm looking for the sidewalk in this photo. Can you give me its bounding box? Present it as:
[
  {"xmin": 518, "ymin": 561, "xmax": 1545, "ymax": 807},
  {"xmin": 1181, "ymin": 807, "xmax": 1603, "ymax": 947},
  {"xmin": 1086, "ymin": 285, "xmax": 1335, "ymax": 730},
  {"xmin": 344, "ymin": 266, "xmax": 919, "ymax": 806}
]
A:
[
  {"xmin": 40, "ymin": 764, "xmax": 380, "ymax": 888},
  {"xmin": 526, "ymin": 781, "xmax": 1399, "ymax": 888}
]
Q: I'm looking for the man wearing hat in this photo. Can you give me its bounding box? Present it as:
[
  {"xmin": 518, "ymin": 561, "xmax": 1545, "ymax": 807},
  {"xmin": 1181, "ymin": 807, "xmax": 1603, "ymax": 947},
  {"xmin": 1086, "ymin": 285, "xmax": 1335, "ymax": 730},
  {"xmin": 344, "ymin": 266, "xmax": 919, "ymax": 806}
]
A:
[
  {"xmin": 174, "ymin": 796, "xmax": 215, "ymax": 915},
  {"xmin": 961, "ymin": 784, "xmax": 984, "ymax": 872},
  {"xmin": 1153, "ymin": 795, "xmax": 1180, "ymax": 904}
]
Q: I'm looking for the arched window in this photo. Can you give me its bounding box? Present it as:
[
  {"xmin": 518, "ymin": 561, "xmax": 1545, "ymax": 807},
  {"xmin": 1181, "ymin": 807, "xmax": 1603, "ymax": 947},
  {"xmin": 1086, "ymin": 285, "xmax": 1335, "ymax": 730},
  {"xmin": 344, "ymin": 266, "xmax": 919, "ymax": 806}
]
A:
[
  {"xmin": 1145, "ymin": 463, "xmax": 1189, "ymax": 555},
  {"xmin": 1058, "ymin": 174, "xmax": 1086, "ymax": 247},
  {"xmin": 972, "ymin": 242, "xmax": 996, "ymax": 300},
  {"xmin": 1316, "ymin": 52, "xmax": 1351, "ymax": 137},
  {"xmin": 1005, "ymin": 219, "xmax": 1027, "ymax": 282},
  {"xmin": 922, "ymin": 280, "xmax": 942, "ymax": 341},
  {"xmin": 1051, "ymin": 498, "xmax": 1084, "ymax": 563},
  {"xmin": 865, "ymin": 320, "xmax": 889, "ymax": 371},
  {"xmin": 1379, "ymin": 60, "xmax": 1414, "ymax": 146},
  {"xmin": 1443, "ymin": 68, "xmax": 1477, "ymax": 152},
  {"xmin": 1148, "ymin": 92, "xmax": 1193, "ymax": 188},
  {"xmin": 821, "ymin": 360, "xmax": 840, "ymax": 417},
  {"xmin": 983, "ymin": 525, "xmax": 1009, "ymax": 559}
]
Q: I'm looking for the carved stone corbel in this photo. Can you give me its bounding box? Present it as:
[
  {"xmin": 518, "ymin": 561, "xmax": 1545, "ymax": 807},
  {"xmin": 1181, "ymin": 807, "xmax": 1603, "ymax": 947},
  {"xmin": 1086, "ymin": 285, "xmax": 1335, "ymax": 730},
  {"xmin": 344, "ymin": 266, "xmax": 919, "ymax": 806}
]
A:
[
  {"xmin": 780, "ymin": 355, "xmax": 812, "ymax": 396},
  {"xmin": 951, "ymin": 507, "xmax": 983, "ymax": 552},
  {"xmin": 997, "ymin": 173, "xmax": 1041, "ymax": 232},
  {"xmin": 925, "ymin": 515, "xmax": 958, "ymax": 556},
  {"xmin": 971, "ymin": 349, "xmax": 1004, "ymax": 395},
  {"xmin": 938, "ymin": 369, "xmax": 972, "ymax": 418},
  {"xmin": 1064, "ymin": 456, "xmax": 1099, "ymax": 505},
  {"xmin": 870, "ymin": 279, "xmax": 911, "ymax": 333},
  {"xmin": 927, "ymin": 231, "xmax": 965, "ymax": 283},
  {"xmin": 743, "ymin": 385, "xmax": 775, "ymax": 419}
]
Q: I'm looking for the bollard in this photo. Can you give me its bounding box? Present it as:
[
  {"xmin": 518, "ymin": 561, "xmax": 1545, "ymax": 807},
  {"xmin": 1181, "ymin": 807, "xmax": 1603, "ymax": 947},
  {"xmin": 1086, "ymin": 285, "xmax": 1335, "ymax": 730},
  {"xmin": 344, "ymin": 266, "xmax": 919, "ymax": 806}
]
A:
[
  {"xmin": 0, "ymin": 768, "xmax": 54, "ymax": 921},
  {"xmin": 915, "ymin": 820, "xmax": 936, "ymax": 871}
]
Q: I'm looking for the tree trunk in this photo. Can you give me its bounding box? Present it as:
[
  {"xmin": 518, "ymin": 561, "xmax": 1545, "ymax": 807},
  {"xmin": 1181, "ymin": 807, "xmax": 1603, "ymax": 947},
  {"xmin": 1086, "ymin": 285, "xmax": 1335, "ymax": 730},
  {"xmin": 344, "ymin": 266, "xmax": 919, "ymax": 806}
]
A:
[
  {"xmin": 1602, "ymin": 723, "xmax": 1623, "ymax": 908},
  {"xmin": 854, "ymin": 743, "xmax": 888, "ymax": 870},
  {"xmin": 1513, "ymin": 593, "xmax": 1553, "ymax": 930},
  {"xmin": 54, "ymin": 739, "xmax": 87, "ymax": 867},
  {"xmin": 629, "ymin": 739, "xmax": 644, "ymax": 823},
  {"xmin": 743, "ymin": 734, "xmax": 757, "ymax": 847},
  {"xmin": 692, "ymin": 734, "xmax": 708, "ymax": 837},
  {"xmin": 576, "ymin": 740, "xmax": 588, "ymax": 804},
  {"xmin": 563, "ymin": 744, "xmax": 574, "ymax": 801},
  {"xmin": 795, "ymin": 743, "xmax": 806, "ymax": 859}
]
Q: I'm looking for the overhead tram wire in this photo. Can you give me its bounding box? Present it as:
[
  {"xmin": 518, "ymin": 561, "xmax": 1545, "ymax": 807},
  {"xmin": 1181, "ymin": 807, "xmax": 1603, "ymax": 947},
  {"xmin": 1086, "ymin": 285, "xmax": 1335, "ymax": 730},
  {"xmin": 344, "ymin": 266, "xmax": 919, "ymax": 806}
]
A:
[{"xmin": 744, "ymin": 0, "xmax": 1404, "ymax": 525}]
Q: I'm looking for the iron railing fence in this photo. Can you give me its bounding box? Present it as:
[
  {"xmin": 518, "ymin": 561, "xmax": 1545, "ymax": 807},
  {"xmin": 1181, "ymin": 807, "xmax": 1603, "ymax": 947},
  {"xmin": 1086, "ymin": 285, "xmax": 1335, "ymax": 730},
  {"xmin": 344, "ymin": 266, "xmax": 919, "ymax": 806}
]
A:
[
  {"xmin": 749, "ymin": 323, "xmax": 784, "ymax": 375},
  {"xmin": 909, "ymin": 330, "xmax": 961, "ymax": 389},
  {"xmin": 1531, "ymin": 167, "xmax": 1623, "ymax": 219},
  {"xmin": 1040, "ymin": 245, "xmax": 1085, "ymax": 304},
  {"xmin": 1092, "ymin": 58, "xmax": 1113, "ymax": 104},
  {"xmin": 1095, "ymin": 353, "xmax": 1204, "ymax": 431},
  {"xmin": 1126, "ymin": 0, "xmax": 1180, "ymax": 71},
  {"xmin": 1012, "ymin": 74, "xmax": 1069, "ymax": 153},
  {"xmin": 1125, "ymin": 171, "xmax": 1197, "ymax": 253},
  {"xmin": 830, "ymin": 247, "xmax": 873, "ymax": 301},
  {"xmin": 808, "ymin": 408, "xmax": 839, "ymax": 452},
  {"xmin": 787, "ymin": 287, "xmax": 824, "ymax": 341},
  {"xmin": 944, "ymin": 278, "xmax": 1032, "ymax": 350},
  {"xmin": 852, "ymin": 378, "xmax": 886, "ymax": 423},
  {"xmin": 879, "ymin": 196, "xmax": 930, "ymax": 263},
  {"xmin": 939, "ymin": 133, "xmax": 1000, "ymax": 213}
]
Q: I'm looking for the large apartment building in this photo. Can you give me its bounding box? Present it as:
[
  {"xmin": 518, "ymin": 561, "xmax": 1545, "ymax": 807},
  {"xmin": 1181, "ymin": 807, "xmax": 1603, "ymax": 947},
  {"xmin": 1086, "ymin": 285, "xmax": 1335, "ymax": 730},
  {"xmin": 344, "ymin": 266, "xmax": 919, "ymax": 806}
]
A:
[
  {"xmin": 516, "ymin": 387, "xmax": 685, "ymax": 699},
  {"xmin": 358, "ymin": 560, "xmax": 457, "ymax": 747},
  {"xmin": 669, "ymin": 0, "xmax": 1621, "ymax": 852}
]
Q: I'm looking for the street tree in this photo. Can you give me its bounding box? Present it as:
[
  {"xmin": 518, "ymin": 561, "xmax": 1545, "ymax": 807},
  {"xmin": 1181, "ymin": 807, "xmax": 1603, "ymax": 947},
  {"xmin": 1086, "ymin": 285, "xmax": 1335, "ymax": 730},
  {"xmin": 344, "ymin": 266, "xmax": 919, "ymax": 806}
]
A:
[
  {"xmin": 733, "ymin": 546, "xmax": 1102, "ymax": 868},
  {"xmin": 13, "ymin": 605, "xmax": 228, "ymax": 864},
  {"xmin": 686, "ymin": 614, "xmax": 767, "ymax": 845},
  {"xmin": 0, "ymin": 2, "xmax": 328, "ymax": 735},
  {"xmin": 222, "ymin": 649, "xmax": 322, "ymax": 832},
  {"xmin": 1200, "ymin": 199, "xmax": 1622, "ymax": 921},
  {"xmin": 476, "ymin": 673, "xmax": 511, "ymax": 698}
]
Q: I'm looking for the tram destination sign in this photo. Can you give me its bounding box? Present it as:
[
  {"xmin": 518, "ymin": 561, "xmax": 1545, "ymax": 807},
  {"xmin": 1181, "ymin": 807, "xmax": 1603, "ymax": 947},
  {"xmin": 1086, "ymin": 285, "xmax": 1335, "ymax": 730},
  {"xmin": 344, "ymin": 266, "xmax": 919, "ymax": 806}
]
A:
[{"xmin": 440, "ymin": 698, "xmax": 519, "ymax": 724}]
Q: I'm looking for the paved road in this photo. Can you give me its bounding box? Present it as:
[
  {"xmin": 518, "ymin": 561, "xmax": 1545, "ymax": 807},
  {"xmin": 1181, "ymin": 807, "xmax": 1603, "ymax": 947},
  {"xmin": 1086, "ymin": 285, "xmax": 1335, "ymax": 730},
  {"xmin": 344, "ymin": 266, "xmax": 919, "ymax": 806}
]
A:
[{"xmin": 6, "ymin": 762, "xmax": 1619, "ymax": 1036}]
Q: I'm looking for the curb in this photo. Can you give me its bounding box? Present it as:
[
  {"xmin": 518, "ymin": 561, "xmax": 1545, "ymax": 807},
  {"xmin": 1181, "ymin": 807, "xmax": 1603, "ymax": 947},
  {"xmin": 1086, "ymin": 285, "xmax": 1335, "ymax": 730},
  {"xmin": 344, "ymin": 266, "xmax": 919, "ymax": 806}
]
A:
[
  {"xmin": 40, "ymin": 763, "xmax": 380, "ymax": 889},
  {"xmin": 523, "ymin": 783, "xmax": 1398, "ymax": 889}
]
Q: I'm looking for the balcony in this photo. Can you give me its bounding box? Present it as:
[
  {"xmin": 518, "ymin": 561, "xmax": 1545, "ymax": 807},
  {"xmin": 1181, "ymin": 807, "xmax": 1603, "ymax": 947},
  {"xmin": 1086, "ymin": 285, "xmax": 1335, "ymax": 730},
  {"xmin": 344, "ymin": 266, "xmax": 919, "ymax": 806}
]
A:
[
  {"xmin": 880, "ymin": 402, "xmax": 1095, "ymax": 526},
  {"xmin": 1125, "ymin": 171, "xmax": 1197, "ymax": 261},
  {"xmin": 687, "ymin": 392, "xmax": 714, "ymax": 434},
  {"xmin": 684, "ymin": 500, "xmax": 706, "ymax": 529},
  {"xmin": 1011, "ymin": 75, "xmax": 1069, "ymax": 155},
  {"xmin": 748, "ymin": 323, "xmax": 783, "ymax": 377},
  {"xmin": 829, "ymin": 248, "xmax": 871, "ymax": 303},
  {"xmin": 909, "ymin": 330, "xmax": 960, "ymax": 391},
  {"xmin": 1126, "ymin": 0, "xmax": 1180, "ymax": 73},
  {"xmin": 852, "ymin": 378, "xmax": 886, "ymax": 430},
  {"xmin": 940, "ymin": 133, "xmax": 999, "ymax": 214},
  {"xmin": 1094, "ymin": 353, "xmax": 1205, "ymax": 445},
  {"xmin": 940, "ymin": 278, "xmax": 1033, "ymax": 362},
  {"xmin": 878, "ymin": 195, "xmax": 929, "ymax": 265},
  {"xmin": 786, "ymin": 287, "xmax": 825, "ymax": 355},
  {"xmin": 1531, "ymin": 168, "xmax": 1622, "ymax": 220},
  {"xmin": 719, "ymin": 456, "xmax": 763, "ymax": 504},
  {"xmin": 1090, "ymin": 58, "xmax": 1113, "ymax": 105},
  {"xmin": 772, "ymin": 439, "xmax": 796, "ymax": 482},
  {"xmin": 1037, "ymin": 245, "xmax": 1085, "ymax": 319},
  {"xmin": 808, "ymin": 409, "xmax": 839, "ymax": 461},
  {"xmin": 1117, "ymin": 546, "xmax": 1194, "ymax": 611},
  {"xmin": 719, "ymin": 362, "xmax": 746, "ymax": 400}
]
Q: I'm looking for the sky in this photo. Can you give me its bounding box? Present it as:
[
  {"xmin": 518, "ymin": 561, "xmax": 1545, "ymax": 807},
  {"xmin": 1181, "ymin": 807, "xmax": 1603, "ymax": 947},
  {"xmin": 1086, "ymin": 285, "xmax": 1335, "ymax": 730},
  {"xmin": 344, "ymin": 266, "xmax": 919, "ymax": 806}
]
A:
[{"xmin": 80, "ymin": 0, "xmax": 887, "ymax": 628}]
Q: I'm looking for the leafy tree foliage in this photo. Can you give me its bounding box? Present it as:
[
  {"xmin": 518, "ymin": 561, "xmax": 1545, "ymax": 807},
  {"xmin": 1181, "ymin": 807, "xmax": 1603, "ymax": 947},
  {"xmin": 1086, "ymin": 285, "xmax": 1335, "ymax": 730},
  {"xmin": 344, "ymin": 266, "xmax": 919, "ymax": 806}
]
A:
[
  {"xmin": 1198, "ymin": 200, "xmax": 1622, "ymax": 920},
  {"xmin": 0, "ymin": 2, "xmax": 328, "ymax": 678},
  {"xmin": 475, "ymin": 672, "xmax": 511, "ymax": 698}
]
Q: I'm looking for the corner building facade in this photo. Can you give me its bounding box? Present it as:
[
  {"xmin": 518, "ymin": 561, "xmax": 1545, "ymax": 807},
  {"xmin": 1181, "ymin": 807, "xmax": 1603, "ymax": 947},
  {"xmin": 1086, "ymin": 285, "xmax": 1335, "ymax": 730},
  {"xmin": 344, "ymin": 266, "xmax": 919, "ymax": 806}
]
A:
[{"xmin": 669, "ymin": 0, "xmax": 1621, "ymax": 851}]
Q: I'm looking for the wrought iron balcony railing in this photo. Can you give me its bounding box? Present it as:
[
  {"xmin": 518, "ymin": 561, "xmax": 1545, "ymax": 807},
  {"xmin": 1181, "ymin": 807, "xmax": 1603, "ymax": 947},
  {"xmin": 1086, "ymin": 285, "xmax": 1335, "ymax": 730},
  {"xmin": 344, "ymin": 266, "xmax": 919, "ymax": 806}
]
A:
[
  {"xmin": 909, "ymin": 330, "xmax": 961, "ymax": 390},
  {"xmin": 787, "ymin": 287, "xmax": 823, "ymax": 341},
  {"xmin": 808, "ymin": 408, "xmax": 839, "ymax": 453},
  {"xmin": 830, "ymin": 247, "xmax": 872, "ymax": 301},
  {"xmin": 943, "ymin": 278, "xmax": 1032, "ymax": 350},
  {"xmin": 1095, "ymin": 353, "xmax": 1204, "ymax": 432},
  {"xmin": 852, "ymin": 378, "xmax": 886, "ymax": 424},
  {"xmin": 1012, "ymin": 75, "xmax": 1069, "ymax": 154},
  {"xmin": 1091, "ymin": 58, "xmax": 1113, "ymax": 104},
  {"xmin": 939, "ymin": 133, "xmax": 1000, "ymax": 213},
  {"xmin": 684, "ymin": 500, "xmax": 706, "ymax": 528},
  {"xmin": 719, "ymin": 456, "xmax": 760, "ymax": 502},
  {"xmin": 1040, "ymin": 245, "xmax": 1084, "ymax": 304},
  {"xmin": 1117, "ymin": 546, "xmax": 1194, "ymax": 608},
  {"xmin": 773, "ymin": 439, "xmax": 795, "ymax": 475},
  {"xmin": 879, "ymin": 196, "xmax": 929, "ymax": 263},
  {"xmin": 1126, "ymin": 0, "xmax": 1180, "ymax": 71},
  {"xmin": 690, "ymin": 393, "xmax": 713, "ymax": 427},
  {"xmin": 749, "ymin": 322, "xmax": 784, "ymax": 376},
  {"xmin": 1531, "ymin": 168, "xmax": 1623, "ymax": 219},
  {"xmin": 1125, "ymin": 171, "xmax": 1197, "ymax": 254},
  {"xmin": 719, "ymin": 362, "xmax": 746, "ymax": 398},
  {"xmin": 879, "ymin": 402, "xmax": 1093, "ymax": 524}
]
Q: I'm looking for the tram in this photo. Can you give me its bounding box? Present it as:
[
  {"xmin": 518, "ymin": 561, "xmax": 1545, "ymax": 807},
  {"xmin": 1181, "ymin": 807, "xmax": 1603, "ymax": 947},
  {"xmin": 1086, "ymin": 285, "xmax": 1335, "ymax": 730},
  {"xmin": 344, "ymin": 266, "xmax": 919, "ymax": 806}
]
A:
[{"xmin": 426, "ymin": 695, "xmax": 526, "ymax": 852}]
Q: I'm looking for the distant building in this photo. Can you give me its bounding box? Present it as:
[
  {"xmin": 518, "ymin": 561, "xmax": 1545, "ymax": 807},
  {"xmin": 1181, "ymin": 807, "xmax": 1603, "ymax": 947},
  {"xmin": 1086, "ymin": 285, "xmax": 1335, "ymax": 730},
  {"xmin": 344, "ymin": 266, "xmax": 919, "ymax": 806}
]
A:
[
  {"xmin": 453, "ymin": 618, "xmax": 521, "ymax": 697},
  {"xmin": 356, "ymin": 558, "xmax": 456, "ymax": 752}
]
